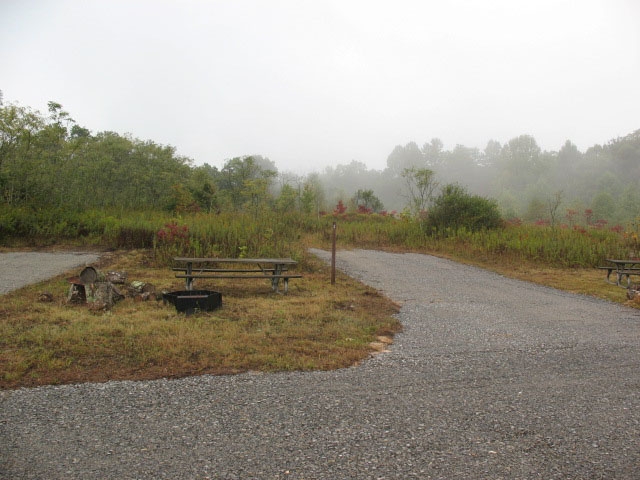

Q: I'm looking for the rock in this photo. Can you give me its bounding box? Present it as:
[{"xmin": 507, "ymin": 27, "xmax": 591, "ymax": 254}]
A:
[
  {"xmin": 127, "ymin": 281, "xmax": 156, "ymax": 298},
  {"xmin": 106, "ymin": 271, "xmax": 128, "ymax": 284},
  {"xmin": 38, "ymin": 292, "xmax": 54, "ymax": 302}
]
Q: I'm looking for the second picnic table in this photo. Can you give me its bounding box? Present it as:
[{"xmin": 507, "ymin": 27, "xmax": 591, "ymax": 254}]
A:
[
  {"xmin": 600, "ymin": 259, "xmax": 640, "ymax": 287},
  {"xmin": 173, "ymin": 257, "xmax": 301, "ymax": 293}
]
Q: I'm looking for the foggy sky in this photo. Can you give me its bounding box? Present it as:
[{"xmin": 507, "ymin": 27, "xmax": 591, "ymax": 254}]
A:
[{"xmin": 1, "ymin": 0, "xmax": 639, "ymax": 173}]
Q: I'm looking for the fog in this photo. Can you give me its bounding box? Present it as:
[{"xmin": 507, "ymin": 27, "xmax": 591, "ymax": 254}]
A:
[
  {"xmin": 1, "ymin": 0, "xmax": 639, "ymax": 175},
  {"xmin": 308, "ymin": 130, "xmax": 640, "ymax": 225}
]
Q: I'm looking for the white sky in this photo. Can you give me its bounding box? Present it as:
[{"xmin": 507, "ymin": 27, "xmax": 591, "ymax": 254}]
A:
[{"xmin": 1, "ymin": 0, "xmax": 639, "ymax": 173}]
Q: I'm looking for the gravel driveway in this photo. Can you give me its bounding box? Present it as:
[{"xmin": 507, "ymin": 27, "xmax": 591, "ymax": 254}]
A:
[{"xmin": 2, "ymin": 249, "xmax": 640, "ymax": 479}]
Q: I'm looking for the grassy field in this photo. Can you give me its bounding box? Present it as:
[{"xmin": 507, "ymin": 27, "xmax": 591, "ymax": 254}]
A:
[
  {"xmin": 0, "ymin": 250, "xmax": 400, "ymax": 389},
  {"xmin": 2, "ymin": 213, "xmax": 639, "ymax": 389}
]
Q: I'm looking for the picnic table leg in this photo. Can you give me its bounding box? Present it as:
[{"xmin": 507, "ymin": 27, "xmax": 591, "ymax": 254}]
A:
[
  {"xmin": 605, "ymin": 268, "xmax": 617, "ymax": 285},
  {"xmin": 606, "ymin": 269, "xmax": 612, "ymax": 283},
  {"xmin": 271, "ymin": 264, "xmax": 283, "ymax": 292},
  {"xmin": 186, "ymin": 262, "xmax": 193, "ymax": 291}
]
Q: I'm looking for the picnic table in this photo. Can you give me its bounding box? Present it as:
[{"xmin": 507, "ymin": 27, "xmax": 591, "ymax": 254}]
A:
[
  {"xmin": 173, "ymin": 257, "xmax": 301, "ymax": 293},
  {"xmin": 600, "ymin": 259, "xmax": 640, "ymax": 287}
]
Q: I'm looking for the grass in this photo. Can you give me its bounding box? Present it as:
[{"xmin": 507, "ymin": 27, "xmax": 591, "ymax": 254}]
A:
[
  {"xmin": 0, "ymin": 250, "xmax": 401, "ymax": 389},
  {"xmin": 2, "ymin": 223, "xmax": 638, "ymax": 390}
]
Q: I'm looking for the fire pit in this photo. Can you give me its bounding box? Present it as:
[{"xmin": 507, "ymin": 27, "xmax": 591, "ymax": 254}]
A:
[{"xmin": 162, "ymin": 290, "xmax": 222, "ymax": 315}]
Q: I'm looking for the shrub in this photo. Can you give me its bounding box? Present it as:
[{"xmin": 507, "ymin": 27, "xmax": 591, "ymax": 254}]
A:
[{"xmin": 422, "ymin": 184, "xmax": 503, "ymax": 236}]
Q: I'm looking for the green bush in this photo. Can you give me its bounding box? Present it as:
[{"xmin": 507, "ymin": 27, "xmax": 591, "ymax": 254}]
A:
[{"xmin": 422, "ymin": 184, "xmax": 503, "ymax": 236}]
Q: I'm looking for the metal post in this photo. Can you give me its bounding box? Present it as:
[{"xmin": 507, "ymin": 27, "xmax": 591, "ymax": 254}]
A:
[{"xmin": 331, "ymin": 221, "xmax": 336, "ymax": 285}]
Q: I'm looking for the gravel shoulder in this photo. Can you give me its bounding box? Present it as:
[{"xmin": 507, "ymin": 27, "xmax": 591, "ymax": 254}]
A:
[{"xmin": 2, "ymin": 249, "xmax": 640, "ymax": 479}]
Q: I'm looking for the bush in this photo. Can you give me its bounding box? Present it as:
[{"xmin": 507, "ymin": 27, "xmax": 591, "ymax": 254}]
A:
[{"xmin": 422, "ymin": 184, "xmax": 503, "ymax": 236}]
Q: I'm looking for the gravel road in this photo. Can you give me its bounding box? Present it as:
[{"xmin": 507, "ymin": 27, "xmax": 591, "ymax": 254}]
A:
[
  {"xmin": 0, "ymin": 251, "xmax": 100, "ymax": 295},
  {"xmin": 2, "ymin": 249, "xmax": 640, "ymax": 479}
]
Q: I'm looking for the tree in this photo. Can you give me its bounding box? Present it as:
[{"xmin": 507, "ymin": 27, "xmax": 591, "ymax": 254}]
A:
[
  {"xmin": 556, "ymin": 140, "xmax": 581, "ymax": 178},
  {"xmin": 352, "ymin": 189, "xmax": 384, "ymax": 213},
  {"xmin": 423, "ymin": 184, "xmax": 503, "ymax": 235},
  {"xmin": 276, "ymin": 184, "xmax": 298, "ymax": 213},
  {"xmin": 189, "ymin": 166, "xmax": 218, "ymax": 213},
  {"xmin": 523, "ymin": 197, "xmax": 546, "ymax": 222},
  {"xmin": 218, "ymin": 156, "xmax": 276, "ymax": 210},
  {"xmin": 440, "ymin": 144, "xmax": 480, "ymax": 186},
  {"xmin": 422, "ymin": 138, "xmax": 443, "ymax": 168},
  {"xmin": 386, "ymin": 142, "xmax": 423, "ymax": 176},
  {"xmin": 401, "ymin": 167, "xmax": 438, "ymax": 216},
  {"xmin": 591, "ymin": 191, "xmax": 616, "ymax": 222},
  {"xmin": 496, "ymin": 135, "xmax": 544, "ymax": 193},
  {"xmin": 300, "ymin": 173, "xmax": 325, "ymax": 217},
  {"xmin": 482, "ymin": 140, "xmax": 502, "ymax": 167}
]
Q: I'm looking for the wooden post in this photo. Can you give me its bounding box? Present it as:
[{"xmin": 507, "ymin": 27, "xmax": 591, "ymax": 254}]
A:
[{"xmin": 331, "ymin": 221, "xmax": 336, "ymax": 285}]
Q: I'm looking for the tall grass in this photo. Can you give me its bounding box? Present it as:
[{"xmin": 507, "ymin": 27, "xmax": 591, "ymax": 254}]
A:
[
  {"xmin": 0, "ymin": 205, "xmax": 632, "ymax": 268},
  {"xmin": 154, "ymin": 211, "xmax": 308, "ymax": 264},
  {"xmin": 324, "ymin": 214, "xmax": 630, "ymax": 268}
]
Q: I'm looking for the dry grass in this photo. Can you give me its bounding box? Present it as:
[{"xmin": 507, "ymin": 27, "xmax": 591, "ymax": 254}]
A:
[
  {"xmin": 0, "ymin": 250, "xmax": 400, "ymax": 389},
  {"xmin": 2, "ymin": 246, "xmax": 636, "ymax": 390}
]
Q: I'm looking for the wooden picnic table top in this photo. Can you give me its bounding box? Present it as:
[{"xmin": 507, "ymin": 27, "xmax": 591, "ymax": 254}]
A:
[
  {"xmin": 173, "ymin": 257, "xmax": 297, "ymax": 265},
  {"xmin": 605, "ymin": 259, "xmax": 640, "ymax": 267}
]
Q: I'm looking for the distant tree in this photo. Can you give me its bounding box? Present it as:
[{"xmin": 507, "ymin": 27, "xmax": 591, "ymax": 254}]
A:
[
  {"xmin": 482, "ymin": 140, "xmax": 502, "ymax": 167},
  {"xmin": 506, "ymin": 134, "xmax": 541, "ymax": 166},
  {"xmin": 300, "ymin": 173, "xmax": 325, "ymax": 217},
  {"xmin": 276, "ymin": 184, "xmax": 298, "ymax": 213},
  {"xmin": 386, "ymin": 142, "xmax": 423, "ymax": 176},
  {"xmin": 440, "ymin": 144, "xmax": 480, "ymax": 186},
  {"xmin": 168, "ymin": 183, "xmax": 199, "ymax": 214},
  {"xmin": 496, "ymin": 135, "xmax": 544, "ymax": 193},
  {"xmin": 618, "ymin": 184, "xmax": 640, "ymax": 221},
  {"xmin": 556, "ymin": 140, "xmax": 581, "ymax": 178},
  {"xmin": 401, "ymin": 167, "xmax": 438, "ymax": 216},
  {"xmin": 422, "ymin": 138, "xmax": 443, "ymax": 168},
  {"xmin": 250, "ymin": 154, "xmax": 278, "ymax": 173},
  {"xmin": 352, "ymin": 189, "xmax": 384, "ymax": 213},
  {"xmin": 218, "ymin": 156, "xmax": 276, "ymax": 210},
  {"xmin": 523, "ymin": 197, "xmax": 547, "ymax": 223},
  {"xmin": 591, "ymin": 191, "xmax": 617, "ymax": 222},
  {"xmin": 607, "ymin": 129, "xmax": 640, "ymax": 179},
  {"xmin": 189, "ymin": 166, "xmax": 218, "ymax": 213},
  {"xmin": 69, "ymin": 124, "xmax": 91, "ymax": 139}
]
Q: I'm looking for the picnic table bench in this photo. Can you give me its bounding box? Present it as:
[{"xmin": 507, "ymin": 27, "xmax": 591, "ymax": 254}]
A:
[
  {"xmin": 599, "ymin": 259, "xmax": 640, "ymax": 287},
  {"xmin": 173, "ymin": 257, "xmax": 301, "ymax": 293}
]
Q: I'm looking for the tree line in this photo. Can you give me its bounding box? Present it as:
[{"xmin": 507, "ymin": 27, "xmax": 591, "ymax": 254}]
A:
[
  {"xmin": 1, "ymin": 95, "xmax": 638, "ymax": 225},
  {"xmin": 319, "ymin": 133, "xmax": 640, "ymax": 224}
]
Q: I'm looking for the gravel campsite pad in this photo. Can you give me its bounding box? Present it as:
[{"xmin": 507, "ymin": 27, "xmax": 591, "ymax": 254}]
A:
[
  {"xmin": 0, "ymin": 251, "xmax": 101, "ymax": 295},
  {"xmin": 2, "ymin": 249, "xmax": 640, "ymax": 479}
]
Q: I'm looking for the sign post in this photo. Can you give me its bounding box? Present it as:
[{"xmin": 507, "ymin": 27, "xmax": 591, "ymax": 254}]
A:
[{"xmin": 331, "ymin": 221, "xmax": 336, "ymax": 285}]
